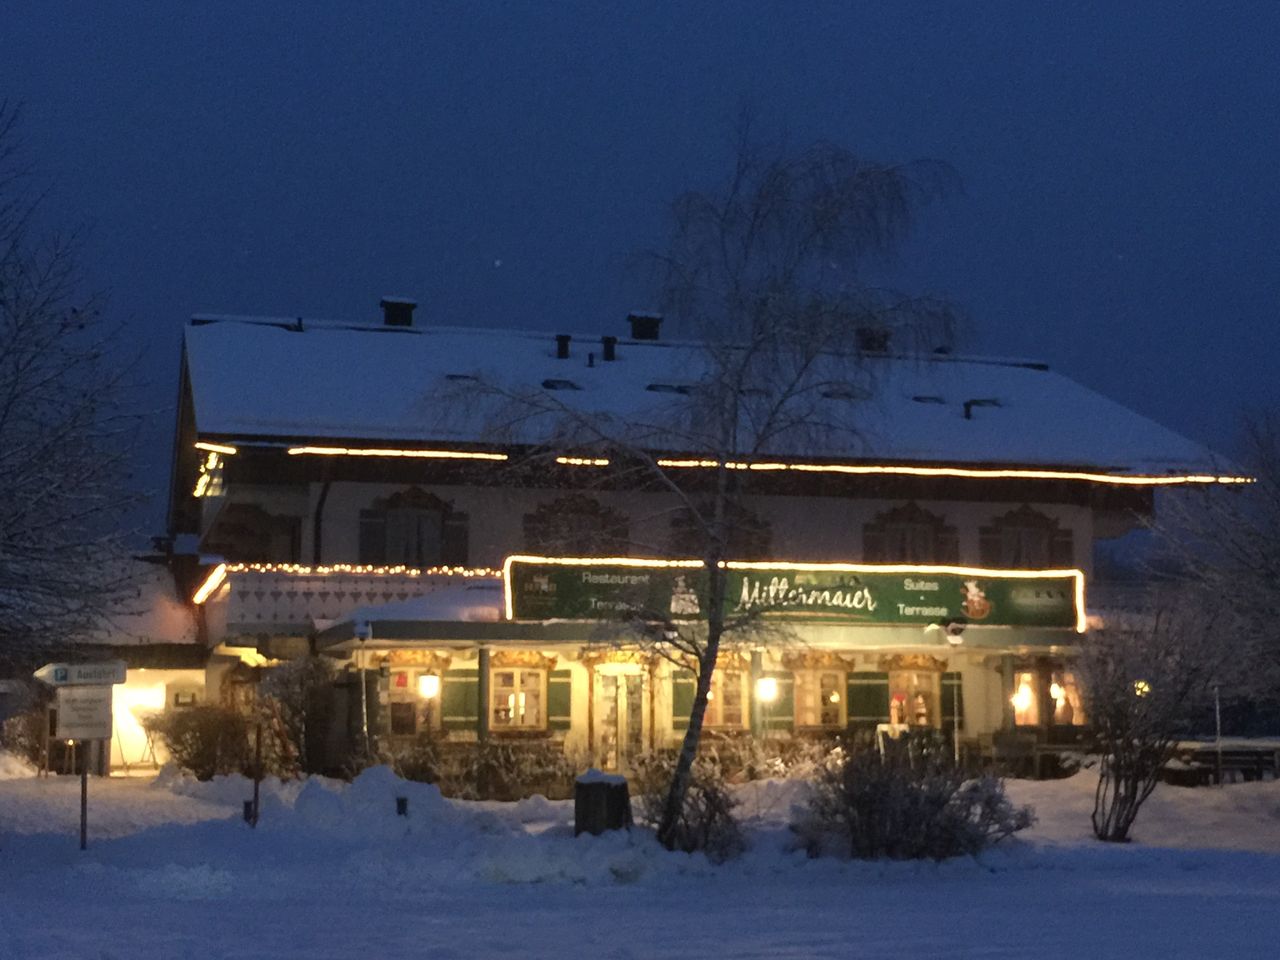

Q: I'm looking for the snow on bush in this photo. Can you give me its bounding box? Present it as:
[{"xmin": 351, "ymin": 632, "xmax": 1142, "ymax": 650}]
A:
[
  {"xmin": 632, "ymin": 752, "xmax": 745, "ymax": 863},
  {"xmin": 0, "ymin": 748, "xmax": 35, "ymax": 780},
  {"xmin": 795, "ymin": 737, "xmax": 1034, "ymax": 861}
]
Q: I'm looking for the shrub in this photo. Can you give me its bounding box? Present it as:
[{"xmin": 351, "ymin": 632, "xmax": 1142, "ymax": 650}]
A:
[
  {"xmin": 796, "ymin": 734, "xmax": 1033, "ymax": 860},
  {"xmin": 390, "ymin": 736, "xmax": 581, "ymax": 800},
  {"xmin": 632, "ymin": 751, "xmax": 745, "ymax": 863},
  {"xmin": 1, "ymin": 703, "xmax": 47, "ymax": 767},
  {"xmin": 145, "ymin": 706, "xmax": 250, "ymax": 781}
]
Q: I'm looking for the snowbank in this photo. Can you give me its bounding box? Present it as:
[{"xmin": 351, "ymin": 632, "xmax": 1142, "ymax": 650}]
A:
[{"xmin": 0, "ymin": 750, "xmax": 35, "ymax": 780}]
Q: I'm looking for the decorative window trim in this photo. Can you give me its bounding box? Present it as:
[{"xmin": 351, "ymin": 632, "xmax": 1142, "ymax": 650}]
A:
[
  {"xmin": 862, "ymin": 502, "xmax": 959, "ymax": 564},
  {"xmin": 979, "ymin": 504, "xmax": 1074, "ymax": 568}
]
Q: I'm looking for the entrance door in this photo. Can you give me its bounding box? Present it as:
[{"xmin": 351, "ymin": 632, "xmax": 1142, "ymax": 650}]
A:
[{"xmin": 596, "ymin": 672, "xmax": 646, "ymax": 771}]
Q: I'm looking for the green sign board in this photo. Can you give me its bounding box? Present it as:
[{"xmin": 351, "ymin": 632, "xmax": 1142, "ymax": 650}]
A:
[{"xmin": 505, "ymin": 560, "xmax": 1083, "ymax": 630}]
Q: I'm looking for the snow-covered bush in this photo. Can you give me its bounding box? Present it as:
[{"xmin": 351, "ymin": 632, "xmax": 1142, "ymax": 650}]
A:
[
  {"xmin": 390, "ymin": 738, "xmax": 581, "ymax": 800},
  {"xmin": 145, "ymin": 706, "xmax": 251, "ymax": 781},
  {"xmin": 702, "ymin": 733, "xmax": 836, "ymax": 782},
  {"xmin": 795, "ymin": 735, "xmax": 1033, "ymax": 861},
  {"xmin": 1, "ymin": 703, "xmax": 47, "ymax": 767},
  {"xmin": 632, "ymin": 751, "xmax": 745, "ymax": 862}
]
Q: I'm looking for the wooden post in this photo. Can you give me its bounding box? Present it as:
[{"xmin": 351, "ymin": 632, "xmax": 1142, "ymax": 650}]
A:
[{"xmin": 476, "ymin": 647, "xmax": 490, "ymax": 799}]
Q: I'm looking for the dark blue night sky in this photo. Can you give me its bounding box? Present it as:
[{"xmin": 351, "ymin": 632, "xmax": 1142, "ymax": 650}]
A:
[{"xmin": 5, "ymin": 2, "xmax": 1278, "ymax": 526}]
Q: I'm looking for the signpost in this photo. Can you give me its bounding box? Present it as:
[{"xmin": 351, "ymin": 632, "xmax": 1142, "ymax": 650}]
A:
[{"xmin": 35, "ymin": 661, "xmax": 126, "ymax": 850}]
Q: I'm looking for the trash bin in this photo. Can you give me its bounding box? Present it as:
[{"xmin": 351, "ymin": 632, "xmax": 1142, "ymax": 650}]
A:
[{"xmin": 574, "ymin": 769, "xmax": 633, "ymax": 836}]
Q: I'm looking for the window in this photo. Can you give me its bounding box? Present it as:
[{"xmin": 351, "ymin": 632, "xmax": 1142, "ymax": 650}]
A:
[
  {"xmin": 795, "ymin": 670, "xmax": 845, "ymax": 728},
  {"xmin": 1011, "ymin": 670, "xmax": 1040, "ymax": 726},
  {"xmin": 1051, "ymin": 670, "xmax": 1086, "ymax": 726},
  {"xmin": 203, "ymin": 503, "xmax": 301, "ymax": 562},
  {"xmin": 863, "ymin": 503, "xmax": 958, "ymax": 564},
  {"xmin": 889, "ymin": 669, "xmax": 941, "ymax": 727},
  {"xmin": 523, "ymin": 494, "xmax": 630, "ymax": 555},
  {"xmin": 980, "ymin": 505, "xmax": 1073, "ymax": 567},
  {"xmin": 491, "ymin": 669, "xmax": 545, "ymax": 729},
  {"xmin": 358, "ymin": 488, "xmax": 468, "ymax": 566},
  {"xmin": 387, "ymin": 669, "xmax": 441, "ymax": 736},
  {"xmin": 670, "ymin": 502, "xmax": 771, "ymax": 560},
  {"xmin": 705, "ymin": 668, "xmax": 747, "ymax": 728}
]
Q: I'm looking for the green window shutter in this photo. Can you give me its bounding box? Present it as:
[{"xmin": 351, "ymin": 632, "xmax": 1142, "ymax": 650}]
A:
[
  {"xmin": 440, "ymin": 669, "xmax": 479, "ymax": 732},
  {"xmin": 847, "ymin": 672, "xmax": 890, "ymax": 728},
  {"xmin": 671, "ymin": 669, "xmax": 695, "ymax": 732},
  {"xmin": 758, "ymin": 671, "xmax": 795, "ymax": 733},
  {"xmin": 547, "ymin": 669, "xmax": 572, "ymax": 731},
  {"xmin": 942, "ymin": 671, "xmax": 965, "ymax": 731}
]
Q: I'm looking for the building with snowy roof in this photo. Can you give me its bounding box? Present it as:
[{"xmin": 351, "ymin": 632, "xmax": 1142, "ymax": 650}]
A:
[{"xmin": 165, "ymin": 299, "xmax": 1244, "ymax": 778}]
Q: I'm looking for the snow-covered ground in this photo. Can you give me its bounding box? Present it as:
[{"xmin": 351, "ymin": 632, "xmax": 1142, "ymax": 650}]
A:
[{"xmin": 1, "ymin": 759, "xmax": 1278, "ymax": 959}]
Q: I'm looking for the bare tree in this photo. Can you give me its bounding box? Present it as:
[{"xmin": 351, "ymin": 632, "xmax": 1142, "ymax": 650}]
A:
[
  {"xmin": 1076, "ymin": 591, "xmax": 1232, "ymax": 842},
  {"xmin": 0, "ymin": 103, "xmax": 140, "ymax": 663},
  {"xmin": 1158, "ymin": 412, "xmax": 1280, "ymax": 700},
  {"xmin": 452, "ymin": 126, "xmax": 961, "ymax": 850}
]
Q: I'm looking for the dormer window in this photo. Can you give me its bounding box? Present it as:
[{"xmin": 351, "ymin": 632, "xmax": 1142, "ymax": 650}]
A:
[
  {"xmin": 445, "ymin": 373, "xmax": 478, "ymax": 382},
  {"xmin": 911, "ymin": 395, "xmax": 946, "ymax": 404},
  {"xmin": 646, "ymin": 383, "xmax": 692, "ymax": 395},
  {"xmin": 542, "ymin": 379, "xmax": 581, "ymax": 391}
]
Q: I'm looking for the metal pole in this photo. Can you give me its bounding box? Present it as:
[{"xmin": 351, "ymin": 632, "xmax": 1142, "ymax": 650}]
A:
[
  {"xmin": 79, "ymin": 742, "xmax": 87, "ymax": 851},
  {"xmin": 252, "ymin": 721, "xmax": 262, "ymax": 825},
  {"xmin": 1214, "ymin": 683, "xmax": 1223, "ymax": 787},
  {"xmin": 359, "ymin": 641, "xmax": 369, "ymax": 754}
]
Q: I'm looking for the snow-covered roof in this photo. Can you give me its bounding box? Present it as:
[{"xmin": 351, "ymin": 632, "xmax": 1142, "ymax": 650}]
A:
[{"xmin": 183, "ymin": 315, "xmax": 1220, "ymax": 473}]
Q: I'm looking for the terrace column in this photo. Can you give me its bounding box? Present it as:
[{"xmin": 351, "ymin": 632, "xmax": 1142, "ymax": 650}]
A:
[{"xmin": 477, "ymin": 647, "xmax": 490, "ymax": 742}]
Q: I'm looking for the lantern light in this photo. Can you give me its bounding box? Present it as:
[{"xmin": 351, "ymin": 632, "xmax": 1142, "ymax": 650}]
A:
[
  {"xmin": 755, "ymin": 677, "xmax": 779, "ymax": 703},
  {"xmin": 417, "ymin": 674, "xmax": 441, "ymax": 699}
]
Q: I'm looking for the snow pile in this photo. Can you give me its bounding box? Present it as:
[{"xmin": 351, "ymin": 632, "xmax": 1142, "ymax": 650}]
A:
[{"xmin": 0, "ymin": 749, "xmax": 35, "ymax": 780}]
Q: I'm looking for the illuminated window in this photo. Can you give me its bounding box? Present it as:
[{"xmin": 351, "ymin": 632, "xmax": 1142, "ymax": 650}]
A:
[
  {"xmin": 795, "ymin": 670, "xmax": 845, "ymax": 728},
  {"xmin": 863, "ymin": 503, "xmax": 959, "ymax": 564},
  {"xmin": 889, "ymin": 670, "xmax": 941, "ymax": 727},
  {"xmin": 359, "ymin": 488, "xmax": 468, "ymax": 566},
  {"xmin": 523, "ymin": 494, "xmax": 631, "ymax": 555},
  {"xmin": 979, "ymin": 505, "xmax": 1074, "ymax": 567},
  {"xmin": 705, "ymin": 669, "xmax": 747, "ymax": 728},
  {"xmin": 1011, "ymin": 671, "xmax": 1040, "ymax": 726},
  {"xmin": 388, "ymin": 669, "xmax": 440, "ymax": 736},
  {"xmin": 491, "ymin": 669, "xmax": 545, "ymax": 729},
  {"xmin": 1051, "ymin": 670, "xmax": 1087, "ymax": 726}
]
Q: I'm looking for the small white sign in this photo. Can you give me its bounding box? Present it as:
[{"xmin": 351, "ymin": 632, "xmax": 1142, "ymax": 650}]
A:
[
  {"xmin": 35, "ymin": 661, "xmax": 127, "ymax": 687},
  {"xmin": 55, "ymin": 686, "xmax": 113, "ymax": 741}
]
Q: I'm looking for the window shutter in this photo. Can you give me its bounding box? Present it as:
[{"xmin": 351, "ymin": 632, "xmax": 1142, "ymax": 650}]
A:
[
  {"xmin": 862, "ymin": 526, "xmax": 884, "ymax": 562},
  {"xmin": 942, "ymin": 671, "xmax": 965, "ymax": 731},
  {"xmin": 440, "ymin": 669, "xmax": 479, "ymax": 732},
  {"xmin": 846, "ymin": 672, "xmax": 890, "ymax": 728},
  {"xmin": 358, "ymin": 511, "xmax": 386, "ymax": 564},
  {"xmin": 758, "ymin": 670, "xmax": 795, "ymax": 734},
  {"xmin": 1049, "ymin": 528, "xmax": 1074, "ymax": 567},
  {"xmin": 442, "ymin": 512, "xmax": 470, "ymax": 566},
  {"xmin": 671, "ymin": 669, "xmax": 696, "ymax": 732},
  {"xmin": 547, "ymin": 669, "xmax": 572, "ymax": 732}
]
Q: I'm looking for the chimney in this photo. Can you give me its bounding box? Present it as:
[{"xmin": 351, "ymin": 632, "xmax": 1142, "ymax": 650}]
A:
[
  {"xmin": 555, "ymin": 334, "xmax": 572, "ymax": 359},
  {"xmin": 380, "ymin": 297, "xmax": 416, "ymax": 327},
  {"xmin": 601, "ymin": 336, "xmax": 617, "ymax": 361},
  {"xmin": 627, "ymin": 312, "xmax": 662, "ymax": 341}
]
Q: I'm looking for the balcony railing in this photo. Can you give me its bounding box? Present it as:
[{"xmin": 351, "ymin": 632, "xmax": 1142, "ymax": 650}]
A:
[{"xmin": 207, "ymin": 563, "xmax": 501, "ymax": 639}]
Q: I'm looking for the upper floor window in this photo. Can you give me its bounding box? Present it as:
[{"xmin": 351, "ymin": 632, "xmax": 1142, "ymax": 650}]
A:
[
  {"xmin": 669, "ymin": 501, "xmax": 772, "ymax": 561},
  {"xmin": 862, "ymin": 503, "xmax": 958, "ymax": 564},
  {"xmin": 523, "ymin": 494, "xmax": 631, "ymax": 555},
  {"xmin": 358, "ymin": 488, "xmax": 468, "ymax": 566},
  {"xmin": 979, "ymin": 505, "xmax": 1073, "ymax": 568},
  {"xmin": 203, "ymin": 503, "xmax": 301, "ymax": 562}
]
